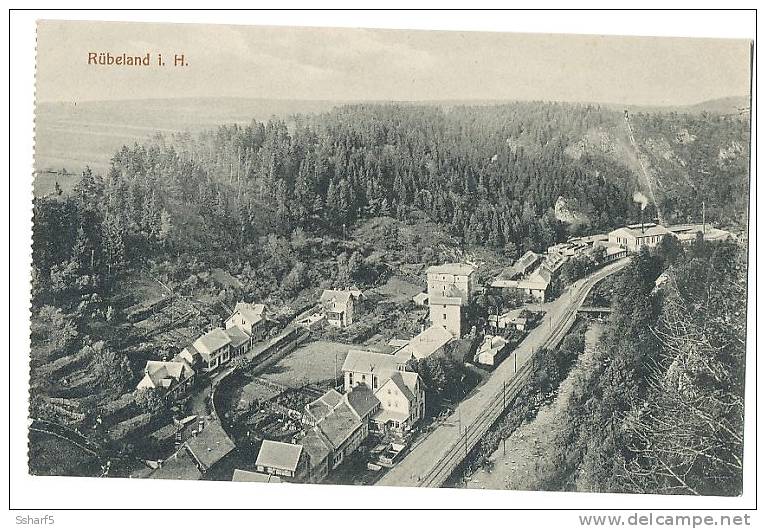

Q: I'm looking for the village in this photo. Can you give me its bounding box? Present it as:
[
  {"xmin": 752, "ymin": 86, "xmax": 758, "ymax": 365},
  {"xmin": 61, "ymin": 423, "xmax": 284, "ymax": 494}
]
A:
[{"xmin": 114, "ymin": 219, "xmax": 734, "ymax": 485}]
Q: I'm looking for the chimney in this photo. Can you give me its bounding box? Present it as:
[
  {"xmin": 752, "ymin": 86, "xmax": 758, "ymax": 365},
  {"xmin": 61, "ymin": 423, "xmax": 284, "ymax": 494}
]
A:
[{"xmin": 640, "ymin": 207, "xmax": 645, "ymax": 233}]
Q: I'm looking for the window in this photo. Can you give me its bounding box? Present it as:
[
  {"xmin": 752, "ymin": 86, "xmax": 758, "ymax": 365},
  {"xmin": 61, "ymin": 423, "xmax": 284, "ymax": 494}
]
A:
[
  {"xmin": 373, "ymin": 375, "xmax": 378, "ymax": 389},
  {"xmin": 443, "ymin": 314, "xmax": 447, "ymax": 320},
  {"xmin": 348, "ymin": 373, "xmax": 353, "ymax": 385}
]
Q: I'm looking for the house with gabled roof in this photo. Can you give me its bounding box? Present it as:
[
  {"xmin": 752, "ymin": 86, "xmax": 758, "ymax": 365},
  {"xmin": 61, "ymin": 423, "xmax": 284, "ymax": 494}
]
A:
[
  {"xmin": 516, "ymin": 272, "xmax": 550, "ymax": 302},
  {"xmin": 224, "ymin": 324, "xmax": 252, "ymax": 358},
  {"xmin": 372, "ymin": 371, "xmax": 425, "ymax": 435},
  {"xmin": 255, "ymin": 440, "xmax": 309, "ymax": 481},
  {"xmin": 226, "ymin": 302, "xmax": 267, "ymax": 339},
  {"xmin": 298, "ymin": 427, "xmax": 333, "ymax": 483},
  {"xmin": 475, "ymin": 335, "xmax": 510, "ymax": 367},
  {"xmin": 395, "ymin": 325, "xmax": 453, "ymax": 363},
  {"xmin": 319, "ymin": 289, "xmax": 360, "ymax": 328},
  {"xmin": 303, "ymin": 389, "xmax": 344, "ymax": 427},
  {"xmin": 608, "ymin": 223, "xmax": 674, "ymax": 253},
  {"xmin": 412, "ymin": 291, "xmax": 429, "ymax": 306},
  {"xmin": 136, "ymin": 359, "xmax": 196, "ymax": 401},
  {"xmin": 314, "ymin": 399, "xmax": 366, "ymax": 470},
  {"xmin": 301, "ymin": 385, "xmax": 381, "ymax": 471},
  {"xmin": 188, "ymin": 327, "xmax": 232, "ymax": 372},
  {"xmin": 184, "ymin": 419, "xmax": 236, "ymax": 473},
  {"xmin": 508, "ymin": 250, "xmax": 543, "ymax": 278},
  {"xmin": 342, "ymin": 348, "xmax": 402, "ymax": 393}
]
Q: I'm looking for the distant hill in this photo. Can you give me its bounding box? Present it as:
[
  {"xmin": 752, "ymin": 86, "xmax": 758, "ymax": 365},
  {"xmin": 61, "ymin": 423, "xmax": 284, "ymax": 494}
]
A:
[
  {"xmin": 683, "ymin": 95, "xmax": 751, "ymax": 115},
  {"xmin": 617, "ymin": 95, "xmax": 751, "ymax": 117},
  {"xmin": 34, "ymin": 98, "xmax": 349, "ymax": 183},
  {"xmin": 34, "ymin": 95, "xmax": 751, "ymax": 197}
]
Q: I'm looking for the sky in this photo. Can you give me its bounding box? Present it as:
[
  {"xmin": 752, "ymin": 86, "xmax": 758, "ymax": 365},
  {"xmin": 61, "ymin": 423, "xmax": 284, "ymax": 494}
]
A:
[{"xmin": 36, "ymin": 20, "xmax": 753, "ymax": 106}]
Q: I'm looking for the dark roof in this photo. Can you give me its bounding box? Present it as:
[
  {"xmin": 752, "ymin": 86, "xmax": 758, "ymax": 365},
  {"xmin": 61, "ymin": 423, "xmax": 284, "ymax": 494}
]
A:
[
  {"xmin": 387, "ymin": 371, "xmax": 416, "ymax": 402},
  {"xmin": 316, "ymin": 401, "xmax": 362, "ymax": 450},
  {"xmin": 305, "ymin": 389, "xmax": 344, "ymax": 424},
  {"xmin": 184, "ymin": 420, "xmax": 236, "ymax": 471},
  {"xmin": 510, "ymin": 250, "xmax": 541, "ymax": 276},
  {"xmin": 225, "ymin": 325, "xmax": 251, "ymax": 348},
  {"xmin": 150, "ymin": 449, "xmax": 202, "ymax": 481},
  {"xmin": 299, "ymin": 428, "xmax": 332, "ymax": 464},
  {"xmin": 345, "ymin": 384, "xmax": 380, "ymax": 419},
  {"xmin": 537, "ymin": 266, "xmax": 553, "ymax": 283}
]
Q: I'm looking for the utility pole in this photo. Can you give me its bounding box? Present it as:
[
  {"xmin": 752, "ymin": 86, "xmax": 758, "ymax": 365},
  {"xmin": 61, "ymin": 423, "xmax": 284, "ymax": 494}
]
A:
[{"xmin": 702, "ymin": 200, "xmax": 706, "ymax": 236}]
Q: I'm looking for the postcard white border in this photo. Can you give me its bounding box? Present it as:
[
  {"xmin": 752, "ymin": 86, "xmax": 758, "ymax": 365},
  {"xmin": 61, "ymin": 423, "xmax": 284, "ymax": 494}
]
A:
[{"xmin": 6, "ymin": 5, "xmax": 758, "ymax": 524}]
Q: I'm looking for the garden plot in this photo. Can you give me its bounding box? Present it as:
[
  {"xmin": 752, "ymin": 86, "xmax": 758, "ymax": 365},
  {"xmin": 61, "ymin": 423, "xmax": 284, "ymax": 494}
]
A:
[
  {"xmin": 259, "ymin": 340, "xmax": 352, "ymax": 388},
  {"xmin": 372, "ymin": 276, "xmax": 425, "ymax": 305}
]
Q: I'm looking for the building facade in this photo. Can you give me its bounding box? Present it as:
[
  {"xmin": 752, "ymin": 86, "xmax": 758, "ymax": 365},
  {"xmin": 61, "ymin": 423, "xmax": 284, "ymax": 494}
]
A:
[
  {"xmin": 426, "ymin": 263, "xmax": 476, "ymax": 304},
  {"xmin": 608, "ymin": 223, "xmax": 674, "ymax": 253},
  {"xmin": 427, "ymin": 295, "xmax": 463, "ymax": 337}
]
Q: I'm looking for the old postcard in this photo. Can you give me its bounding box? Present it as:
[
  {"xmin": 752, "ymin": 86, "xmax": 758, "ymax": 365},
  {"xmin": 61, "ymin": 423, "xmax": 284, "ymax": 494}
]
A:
[{"xmin": 29, "ymin": 19, "xmax": 752, "ymax": 499}]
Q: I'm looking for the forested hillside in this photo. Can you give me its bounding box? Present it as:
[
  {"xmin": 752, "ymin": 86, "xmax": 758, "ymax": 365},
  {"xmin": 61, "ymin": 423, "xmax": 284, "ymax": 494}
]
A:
[
  {"xmin": 535, "ymin": 237, "xmax": 746, "ymax": 496},
  {"xmin": 630, "ymin": 112, "xmax": 750, "ymax": 226},
  {"xmin": 32, "ymin": 103, "xmax": 749, "ymax": 314}
]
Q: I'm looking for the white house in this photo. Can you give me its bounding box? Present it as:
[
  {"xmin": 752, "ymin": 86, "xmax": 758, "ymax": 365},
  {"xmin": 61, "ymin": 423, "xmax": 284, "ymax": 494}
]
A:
[
  {"xmin": 667, "ymin": 224, "xmax": 737, "ymax": 245},
  {"xmin": 342, "ymin": 349, "xmax": 401, "ymax": 392},
  {"xmin": 515, "ymin": 273, "xmax": 550, "ymax": 302},
  {"xmin": 371, "ymin": 371, "xmax": 425, "ymax": 435},
  {"xmin": 187, "ymin": 327, "xmax": 232, "ymax": 372},
  {"xmin": 255, "ymin": 440, "xmax": 309, "ymax": 481},
  {"xmin": 428, "ymin": 293, "xmax": 463, "ymax": 337},
  {"xmin": 340, "ymin": 348, "xmax": 426, "ymax": 436},
  {"xmin": 412, "ymin": 292, "xmax": 429, "ymax": 306},
  {"xmin": 319, "ymin": 289, "xmax": 359, "ymax": 328},
  {"xmin": 394, "ymin": 325, "xmax": 453, "ymax": 363},
  {"xmin": 475, "ymin": 335, "xmax": 509, "ymax": 367},
  {"xmin": 426, "ymin": 263, "xmax": 476, "ymax": 304},
  {"xmin": 608, "ymin": 223, "xmax": 674, "ymax": 253},
  {"xmin": 136, "ymin": 360, "xmax": 195, "ymax": 401},
  {"xmin": 489, "ymin": 309, "xmax": 529, "ymax": 331},
  {"xmin": 225, "ymin": 302, "xmax": 267, "ymax": 339}
]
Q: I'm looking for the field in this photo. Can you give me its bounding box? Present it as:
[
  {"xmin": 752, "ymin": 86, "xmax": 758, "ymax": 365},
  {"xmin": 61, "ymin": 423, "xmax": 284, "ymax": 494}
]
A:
[
  {"xmin": 372, "ymin": 276, "xmax": 424, "ymax": 304},
  {"xmin": 117, "ymin": 275, "xmax": 169, "ymax": 308},
  {"xmin": 260, "ymin": 340, "xmax": 352, "ymax": 388},
  {"xmin": 33, "ymin": 98, "xmax": 344, "ymax": 188}
]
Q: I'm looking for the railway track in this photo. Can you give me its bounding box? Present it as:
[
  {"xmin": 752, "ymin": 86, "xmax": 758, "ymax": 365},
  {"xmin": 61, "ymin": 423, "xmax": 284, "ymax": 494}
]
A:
[{"xmin": 415, "ymin": 261, "xmax": 627, "ymax": 487}]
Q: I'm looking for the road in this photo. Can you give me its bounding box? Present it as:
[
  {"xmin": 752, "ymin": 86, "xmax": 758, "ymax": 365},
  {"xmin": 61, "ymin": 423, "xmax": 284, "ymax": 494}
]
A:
[{"xmin": 375, "ymin": 257, "xmax": 628, "ymax": 488}]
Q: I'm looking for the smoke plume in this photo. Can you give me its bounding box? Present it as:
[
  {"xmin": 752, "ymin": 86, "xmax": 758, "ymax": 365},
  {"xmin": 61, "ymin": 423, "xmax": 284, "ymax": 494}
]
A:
[{"xmin": 633, "ymin": 191, "xmax": 649, "ymax": 210}]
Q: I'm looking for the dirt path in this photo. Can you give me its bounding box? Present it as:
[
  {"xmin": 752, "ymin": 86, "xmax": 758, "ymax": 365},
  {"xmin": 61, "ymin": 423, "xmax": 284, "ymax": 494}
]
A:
[{"xmin": 466, "ymin": 322, "xmax": 605, "ymax": 491}]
